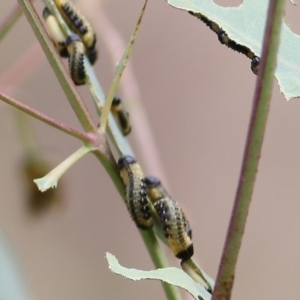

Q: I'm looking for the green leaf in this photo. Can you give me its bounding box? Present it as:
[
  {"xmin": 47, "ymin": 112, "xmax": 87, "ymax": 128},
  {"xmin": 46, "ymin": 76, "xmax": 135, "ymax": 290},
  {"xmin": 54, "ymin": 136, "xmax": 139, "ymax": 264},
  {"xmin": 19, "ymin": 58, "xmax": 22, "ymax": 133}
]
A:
[
  {"xmin": 167, "ymin": 0, "xmax": 300, "ymax": 100},
  {"xmin": 106, "ymin": 252, "xmax": 212, "ymax": 300},
  {"xmin": 34, "ymin": 145, "xmax": 92, "ymax": 192},
  {"xmin": 0, "ymin": 233, "xmax": 30, "ymax": 300}
]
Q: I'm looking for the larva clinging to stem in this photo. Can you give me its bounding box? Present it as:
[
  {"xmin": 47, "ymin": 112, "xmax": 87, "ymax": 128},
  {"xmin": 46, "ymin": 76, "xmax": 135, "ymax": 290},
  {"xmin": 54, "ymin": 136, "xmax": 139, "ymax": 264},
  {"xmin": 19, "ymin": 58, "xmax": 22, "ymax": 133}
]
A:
[
  {"xmin": 66, "ymin": 34, "xmax": 86, "ymax": 85},
  {"xmin": 117, "ymin": 155, "xmax": 153, "ymax": 230}
]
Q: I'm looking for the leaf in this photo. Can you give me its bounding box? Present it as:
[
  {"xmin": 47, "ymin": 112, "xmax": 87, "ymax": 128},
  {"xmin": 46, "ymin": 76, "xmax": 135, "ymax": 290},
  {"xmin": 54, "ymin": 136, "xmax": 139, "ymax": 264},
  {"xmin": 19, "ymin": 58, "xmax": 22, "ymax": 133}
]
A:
[
  {"xmin": 0, "ymin": 233, "xmax": 30, "ymax": 300},
  {"xmin": 34, "ymin": 145, "xmax": 92, "ymax": 192},
  {"xmin": 106, "ymin": 252, "xmax": 212, "ymax": 300},
  {"xmin": 167, "ymin": 0, "xmax": 300, "ymax": 100}
]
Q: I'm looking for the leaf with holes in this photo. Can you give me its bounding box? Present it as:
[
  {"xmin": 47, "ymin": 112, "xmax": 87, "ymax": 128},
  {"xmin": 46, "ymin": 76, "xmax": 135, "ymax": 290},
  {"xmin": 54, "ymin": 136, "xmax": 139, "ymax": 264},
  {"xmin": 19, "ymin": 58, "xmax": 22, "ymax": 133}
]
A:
[
  {"xmin": 167, "ymin": 0, "xmax": 300, "ymax": 100},
  {"xmin": 106, "ymin": 252, "xmax": 212, "ymax": 300}
]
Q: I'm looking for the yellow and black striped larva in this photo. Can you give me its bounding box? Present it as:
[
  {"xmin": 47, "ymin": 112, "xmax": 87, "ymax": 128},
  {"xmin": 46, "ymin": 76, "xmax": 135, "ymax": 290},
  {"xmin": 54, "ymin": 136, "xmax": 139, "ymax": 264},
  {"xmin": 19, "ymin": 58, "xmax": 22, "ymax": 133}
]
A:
[
  {"xmin": 144, "ymin": 176, "xmax": 192, "ymax": 237},
  {"xmin": 144, "ymin": 176, "xmax": 194, "ymax": 261},
  {"xmin": 117, "ymin": 155, "xmax": 153, "ymax": 230},
  {"xmin": 42, "ymin": 7, "xmax": 68, "ymax": 58},
  {"xmin": 188, "ymin": 11, "xmax": 260, "ymax": 74},
  {"xmin": 111, "ymin": 97, "xmax": 131, "ymax": 136},
  {"xmin": 155, "ymin": 197, "xmax": 194, "ymax": 260},
  {"xmin": 53, "ymin": 0, "xmax": 98, "ymax": 64},
  {"xmin": 66, "ymin": 33, "xmax": 86, "ymax": 85}
]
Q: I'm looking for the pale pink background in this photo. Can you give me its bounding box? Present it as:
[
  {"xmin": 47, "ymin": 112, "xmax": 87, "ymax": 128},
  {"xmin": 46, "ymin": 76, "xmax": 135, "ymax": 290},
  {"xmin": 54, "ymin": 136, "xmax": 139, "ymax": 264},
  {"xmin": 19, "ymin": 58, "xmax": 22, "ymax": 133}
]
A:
[{"xmin": 0, "ymin": 0, "xmax": 299, "ymax": 299}]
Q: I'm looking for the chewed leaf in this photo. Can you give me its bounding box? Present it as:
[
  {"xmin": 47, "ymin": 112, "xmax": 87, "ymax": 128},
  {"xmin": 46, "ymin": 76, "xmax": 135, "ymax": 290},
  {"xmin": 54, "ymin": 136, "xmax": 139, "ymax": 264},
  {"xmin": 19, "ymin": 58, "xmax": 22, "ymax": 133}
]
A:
[
  {"xmin": 167, "ymin": 0, "xmax": 300, "ymax": 100},
  {"xmin": 106, "ymin": 252, "xmax": 211, "ymax": 300},
  {"xmin": 34, "ymin": 145, "xmax": 92, "ymax": 192}
]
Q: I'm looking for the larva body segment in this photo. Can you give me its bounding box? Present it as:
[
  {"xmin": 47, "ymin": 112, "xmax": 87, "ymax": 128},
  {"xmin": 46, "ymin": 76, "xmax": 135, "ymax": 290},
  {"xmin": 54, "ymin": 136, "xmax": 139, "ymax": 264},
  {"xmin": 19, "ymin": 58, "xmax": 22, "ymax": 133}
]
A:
[
  {"xmin": 144, "ymin": 176, "xmax": 193, "ymax": 260},
  {"xmin": 217, "ymin": 29, "xmax": 256, "ymax": 59},
  {"xmin": 111, "ymin": 97, "xmax": 131, "ymax": 136},
  {"xmin": 53, "ymin": 0, "xmax": 98, "ymax": 64},
  {"xmin": 117, "ymin": 155, "xmax": 153, "ymax": 230},
  {"xmin": 154, "ymin": 198, "xmax": 194, "ymax": 261},
  {"xmin": 66, "ymin": 34, "xmax": 86, "ymax": 85},
  {"xmin": 188, "ymin": 11, "xmax": 260, "ymax": 74},
  {"xmin": 42, "ymin": 7, "xmax": 68, "ymax": 58}
]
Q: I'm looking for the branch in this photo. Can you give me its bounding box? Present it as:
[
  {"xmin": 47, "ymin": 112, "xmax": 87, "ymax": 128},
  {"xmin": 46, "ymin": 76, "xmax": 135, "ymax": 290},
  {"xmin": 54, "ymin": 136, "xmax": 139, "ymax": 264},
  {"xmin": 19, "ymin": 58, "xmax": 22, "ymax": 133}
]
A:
[{"xmin": 212, "ymin": 1, "xmax": 286, "ymax": 300}]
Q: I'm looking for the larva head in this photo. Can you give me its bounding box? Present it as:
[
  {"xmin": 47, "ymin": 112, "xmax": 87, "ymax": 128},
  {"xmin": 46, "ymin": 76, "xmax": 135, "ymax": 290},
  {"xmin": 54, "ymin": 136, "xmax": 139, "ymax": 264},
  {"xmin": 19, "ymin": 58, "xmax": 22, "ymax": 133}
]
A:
[
  {"xmin": 66, "ymin": 33, "xmax": 81, "ymax": 47},
  {"xmin": 117, "ymin": 155, "xmax": 137, "ymax": 170},
  {"xmin": 112, "ymin": 96, "xmax": 121, "ymax": 106},
  {"xmin": 42, "ymin": 6, "xmax": 51, "ymax": 20},
  {"xmin": 144, "ymin": 176, "xmax": 161, "ymax": 188},
  {"xmin": 251, "ymin": 56, "xmax": 260, "ymax": 75},
  {"xmin": 144, "ymin": 176, "xmax": 169, "ymax": 203}
]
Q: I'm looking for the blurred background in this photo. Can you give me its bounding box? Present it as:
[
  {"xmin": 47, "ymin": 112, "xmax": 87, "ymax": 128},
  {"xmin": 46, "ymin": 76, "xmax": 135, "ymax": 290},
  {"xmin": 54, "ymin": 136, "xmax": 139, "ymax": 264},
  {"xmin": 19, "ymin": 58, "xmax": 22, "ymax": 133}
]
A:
[{"xmin": 0, "ymin": 0, "xmax": 299, "ymax": 299}]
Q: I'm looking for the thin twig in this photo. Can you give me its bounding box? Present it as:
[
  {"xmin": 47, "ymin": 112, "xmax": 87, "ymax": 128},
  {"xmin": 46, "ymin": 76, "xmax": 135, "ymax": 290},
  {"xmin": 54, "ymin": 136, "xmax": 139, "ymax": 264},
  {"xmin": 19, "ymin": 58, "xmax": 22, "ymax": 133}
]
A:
[
  {"xmin": 0, "ymin": 92, "xmax": 95, "ymax": 144},
  {"xmin": 212, "ymin": 1, "xmax": 285, "ymax": 300},
  {"xmin": 99, "ymin": 0, "xmax": 148, "ymax": 132},
  {"xmin": 89, "ymin": 4, "xmax": 170, "ymax": 185}
]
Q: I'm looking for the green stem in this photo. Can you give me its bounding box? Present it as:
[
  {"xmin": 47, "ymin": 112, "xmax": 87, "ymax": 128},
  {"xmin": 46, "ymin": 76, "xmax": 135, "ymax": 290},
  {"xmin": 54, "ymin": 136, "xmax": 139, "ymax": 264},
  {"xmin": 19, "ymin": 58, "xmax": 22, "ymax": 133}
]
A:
[
  {"xmin": 140, "ymin": 230, "xmax": 182, "ymax": 300},
  {"xmin": 17, "ymin": 0, "xmax": 96, "ymax": 134},
  {"xmin": 92, "ymin": 150, "xmax": 182, "ymax": 300},
  {"xmin": 99, "ymin": 0, "xmax": 148, "ymax": 132},
  {"xmin": 0, "ymin": 92, "xmax": 94, "ymax": 144},
  {"xmin": 212, "ymin": 1, "xmax": 285, "ymax": 300},
  {"xmin": 0, "ymin": 3, "xmax": 23, "ymax": 42}
]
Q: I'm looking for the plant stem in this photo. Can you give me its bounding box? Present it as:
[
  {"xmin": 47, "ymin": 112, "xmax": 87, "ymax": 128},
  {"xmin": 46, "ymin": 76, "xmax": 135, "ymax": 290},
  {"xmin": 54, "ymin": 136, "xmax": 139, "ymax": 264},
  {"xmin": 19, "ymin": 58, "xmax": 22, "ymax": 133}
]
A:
[
  {"xmin": 100, "ymin": 0, "xmax": 148, "ymax": 132},
  {"xmin": 0, "ymin": 3, "xmax": 23, "ymax": 42},
  {"xmin": 92, "ymin": 149, "xmax": 182, "ymax": 300},
  {"xmin": 93, "ymin": 5, "xmax": 169, "ymax": 181},
  {"xmin": 212, "ymin": 1, "xmax": 285, "ymax": 300},
  {"xmin": 0, "ymin": 92, "xmax": 94, "ymax": 144},
  {"xmin": 140, "ymin": 230, "xmax": 183, "ymax": 300},
  {"xmin": 17, "ymin": 0, "xmax": 96, "ymax": 133}
]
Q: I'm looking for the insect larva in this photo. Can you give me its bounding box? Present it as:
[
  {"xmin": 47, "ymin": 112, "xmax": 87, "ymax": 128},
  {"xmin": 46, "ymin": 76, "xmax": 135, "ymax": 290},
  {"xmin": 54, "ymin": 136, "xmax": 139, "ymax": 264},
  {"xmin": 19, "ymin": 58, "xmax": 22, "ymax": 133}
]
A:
[
  {"xmin": 144, "ymin": 176, "xmax": 192, "ymax": 238},
  {"xmin": 189, "ymin": 11, "xmax": 260, "ymax": 74},
  {"xmin": 155, "ymin": 197, "xmax": 194, "ymax": 260},
  {"xmin": 42, "ymin": 7, "xmax": 68, "ymax": 58},
  {"xmin": 144, "ymin": 176, "xmax": 193, "ymax": 260},
  {"xmin": 53, "ymin": 0, "xmax": 98, "ymax": 64},
  {"xmin": 111, "ymin": 97, "xmax": 131, "ymax": 136},
  {"xmin": 66, "ymin": 34, "xmax": 86, "ymax": 85},
  {"xmin": 117, "ymin": 155, "xmax": 153, "ymax": 230}
]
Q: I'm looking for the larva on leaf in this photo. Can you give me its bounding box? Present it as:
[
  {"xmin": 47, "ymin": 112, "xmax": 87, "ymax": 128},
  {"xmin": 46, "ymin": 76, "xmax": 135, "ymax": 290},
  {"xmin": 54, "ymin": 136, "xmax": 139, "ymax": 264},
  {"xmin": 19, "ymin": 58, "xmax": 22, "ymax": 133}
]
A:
[{"xmin": 188, "ymin": 11, "xmax": 260, "ymax": 75}]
